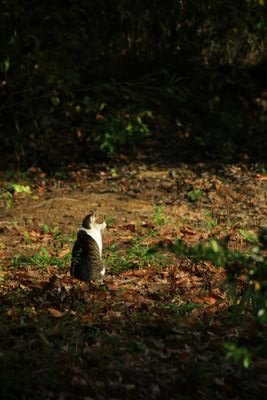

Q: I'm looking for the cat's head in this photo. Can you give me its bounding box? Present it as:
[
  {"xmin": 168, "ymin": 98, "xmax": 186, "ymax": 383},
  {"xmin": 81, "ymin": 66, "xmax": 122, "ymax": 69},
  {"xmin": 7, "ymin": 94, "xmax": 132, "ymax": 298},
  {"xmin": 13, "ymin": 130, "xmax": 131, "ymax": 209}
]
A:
[{"xmin": 82, "ymin": 212, "xmax": 106, "ymax": 232}]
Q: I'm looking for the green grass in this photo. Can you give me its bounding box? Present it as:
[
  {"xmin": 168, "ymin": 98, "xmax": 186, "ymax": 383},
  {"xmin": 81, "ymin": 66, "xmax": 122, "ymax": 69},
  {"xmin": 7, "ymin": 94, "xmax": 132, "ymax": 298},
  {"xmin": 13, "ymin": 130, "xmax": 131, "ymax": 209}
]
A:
[
  {"xmin": 11, "ymin": 248, "xmax": 71, "ymax": 269},
  {"xmin": 187, "ymin": 188, "xmax": 203, "ymax": 203},
  {"xmin": 204, "ymin": 211, "xmax": 218, "ymax": 229},
  {"xmin": 238, "ymin": 228, "xmax": 258, "ymax": 244},
  {"xmin": 158, "ymin": 300, "xmax": 201, "ymax": 316},
  {"xmin": 105, "ymin": 239, "xmax": 157, "ymax": 274},
  {"xmin": 105, "ymin": 236, "xmax": 176, "ymax": 274},
  {"xmin": 152, "ymin": 205, "xmax": 168, "ymax": 226}
]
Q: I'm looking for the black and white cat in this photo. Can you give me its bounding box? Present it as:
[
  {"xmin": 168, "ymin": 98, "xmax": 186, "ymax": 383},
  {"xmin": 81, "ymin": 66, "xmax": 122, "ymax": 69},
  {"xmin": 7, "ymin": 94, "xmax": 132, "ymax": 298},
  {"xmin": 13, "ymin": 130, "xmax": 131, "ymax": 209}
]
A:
[{"xmin": 70, "ymin": 212, "xmax": 106, "ymax": 282}]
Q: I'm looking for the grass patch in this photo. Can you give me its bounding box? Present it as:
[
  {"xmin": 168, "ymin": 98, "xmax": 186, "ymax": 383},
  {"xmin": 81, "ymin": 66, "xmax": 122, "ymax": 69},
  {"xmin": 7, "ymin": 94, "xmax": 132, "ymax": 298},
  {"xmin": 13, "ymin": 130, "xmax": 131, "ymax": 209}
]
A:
[
  {"xmin": 105, "ymin": 237, "xmax": 173, "ymax": 274},
  {"xmin": 11, "ymin": 248, "xmax": 70, "ymax": 269}
]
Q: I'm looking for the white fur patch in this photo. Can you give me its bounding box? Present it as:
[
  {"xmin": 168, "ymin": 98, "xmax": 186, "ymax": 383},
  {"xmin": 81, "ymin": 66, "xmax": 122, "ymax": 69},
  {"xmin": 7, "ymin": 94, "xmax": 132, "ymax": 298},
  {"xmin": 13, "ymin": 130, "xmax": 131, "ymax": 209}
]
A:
[{"xmin": 80, "ymin": 222, "xmax": 105, "ymax": 256}]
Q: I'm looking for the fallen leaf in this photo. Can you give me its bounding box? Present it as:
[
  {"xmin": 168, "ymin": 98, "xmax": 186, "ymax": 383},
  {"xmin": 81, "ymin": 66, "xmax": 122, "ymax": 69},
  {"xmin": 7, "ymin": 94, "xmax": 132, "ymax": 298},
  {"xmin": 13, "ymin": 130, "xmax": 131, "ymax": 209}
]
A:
[
  {"xmin": 47, "ymin": 308, "xmax": 64, "ymax": 318},
  {"xmin": 175, "ymin": 277, "xmax": 192, "ymax": 287},
  {"xmin": 124, "ymin": 223, "xmax": 136, "ymax": 232},
  {"xmin": 194, "ymin": 296, "xmax": 217, "ymax": 305},
  {"xmin": 59, "ymin": 248, "xmax": 70, "ymax": 258},
  {"xmin": 103, "ymin": 310, "xmax": 121, "ymax": 321},
  {"xmin": 256, "ymin": 174, "xmax": 267, "ymax": 181},
  {"xmin": 180, "ymin": 226, "xmax": 196, "ymax": 236},
  {"xmin": 106, "ymin": 281, "xmax": 120, "ymax": 291},
  {"xmin": 81, "ymin": 315, "xmax": 95, "ymax": 326}
]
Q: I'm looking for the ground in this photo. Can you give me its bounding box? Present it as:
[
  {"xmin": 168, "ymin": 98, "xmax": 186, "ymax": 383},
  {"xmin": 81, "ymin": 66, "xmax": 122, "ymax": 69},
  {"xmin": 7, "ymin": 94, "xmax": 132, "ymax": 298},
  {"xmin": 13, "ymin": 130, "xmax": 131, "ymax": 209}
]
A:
[{"xmin": 0, "ymin": 159, "xmax": 267, "ymax": 399}]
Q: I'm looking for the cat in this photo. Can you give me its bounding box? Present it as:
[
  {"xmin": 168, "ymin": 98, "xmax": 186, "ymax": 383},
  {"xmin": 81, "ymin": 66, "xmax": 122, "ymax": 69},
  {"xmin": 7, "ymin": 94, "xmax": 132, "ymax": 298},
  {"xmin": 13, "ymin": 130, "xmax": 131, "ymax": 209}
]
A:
[{"xmin": 70, "ymin": 212, "xmax": 106, "ymax": 282}]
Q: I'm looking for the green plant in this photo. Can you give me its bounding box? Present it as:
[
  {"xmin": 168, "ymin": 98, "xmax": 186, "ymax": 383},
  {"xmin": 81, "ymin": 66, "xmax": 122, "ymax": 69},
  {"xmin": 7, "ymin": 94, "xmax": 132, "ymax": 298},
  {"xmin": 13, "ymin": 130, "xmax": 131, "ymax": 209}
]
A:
[
  {"xmin": 159, "ymin": 301, "xmax": 201, "ymax": 316},
  {"xmin": 105, "ymin": 239, "xmax": 158, "ymax": 274},
  {"xmin": 152, "ymin": 205, "xmax": 168, "ymax": 226},
  {"xmin": 171, "ymin": 233, "xmax": 267, "ymax": 319},
  {"xmin": 93, "ymin": 115, "xmax": 149, "ymax": 156},
  {"xmin": 127, "ymin": 239, "xmax": 156, "ymax": 266},
  {"xmin": 11, "ymin": 248, "xmax": 70, "ymax": 269},
  {"xmin": 187, "ymin": 189, "xmax": 203, "ymax": 203},
  {"xmin": 0, "ymin": 190, "xmax": 13, "ymax": 208},
  {"xmin": 105, "ymin": 215, "xmax": 116, "ymax": 227},
  {"xmin": 5, "ymin": 183, "xmax": 31, "ymax": 194},
  {"xmin": 22, "ymin": 230, "xmax": 31, "ymax": 244},
  {"xmin": 225, "ymin": 342, "xmax": 252, "ymax": 369},
  {"xmin": 238, "ymin": 229, "xmax": 258, "ymax": 244},
  {"xmin": 1, "ymin": 183, "xmax": 32, "ymax": 209},
  {"xmin": 41, "ymin": 224, "xmax": 61, "ymax": 237},
  {"xmin": 204, "ymin": 211, "xmax": 218, "ymax": 229}
]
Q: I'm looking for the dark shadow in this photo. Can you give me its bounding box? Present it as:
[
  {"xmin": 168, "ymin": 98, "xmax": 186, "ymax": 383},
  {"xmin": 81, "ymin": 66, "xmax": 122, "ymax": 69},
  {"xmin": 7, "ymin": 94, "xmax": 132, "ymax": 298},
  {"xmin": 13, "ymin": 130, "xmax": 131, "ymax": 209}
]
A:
[{"xmin": 0, "ymin": 276, "xmax": 264, "ymax": 400}]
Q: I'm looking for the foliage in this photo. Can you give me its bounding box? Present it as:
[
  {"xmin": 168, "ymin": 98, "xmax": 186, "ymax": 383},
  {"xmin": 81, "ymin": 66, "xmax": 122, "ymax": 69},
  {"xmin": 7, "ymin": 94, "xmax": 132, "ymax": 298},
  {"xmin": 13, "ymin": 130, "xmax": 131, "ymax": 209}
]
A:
[
  {"xmin": 170, "ymin": 230, "xmax": 267, "ymax": 367},
  {"xmin": 0, "ymin": 0, "xmax": 267, "ymax": 167},
  {"xmin": 5, "ymin": 183, "xmax": 31, "ymax": 194},
  {"xmin": 187, "ymin": 189, "xmax": 203, "ymax": 203},
  {"xmin": 225, "ymin": 342, "xmax": 252, "ymax": 369},
  {"xmin": 171, "ymin": 230, "xmax": 267, "ymax": 318},
  {"xmin": 0, "ymin": 182, "xmax": 32, "ymax": 208},
  {"xmin": 93, "ymin": 114, "xmax": 149, "ymax": 156},
  {"xmin": 12, "ymin": 248, "xmax": 70, "ymax": 269}
]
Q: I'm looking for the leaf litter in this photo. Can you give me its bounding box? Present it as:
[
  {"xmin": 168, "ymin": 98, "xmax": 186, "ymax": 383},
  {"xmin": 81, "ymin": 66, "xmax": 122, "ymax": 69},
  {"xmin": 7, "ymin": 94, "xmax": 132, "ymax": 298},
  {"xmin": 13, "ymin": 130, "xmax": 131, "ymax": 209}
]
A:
[{"xmin": 0, "ymin": 162, "xmax": 266, "ymax": 399}]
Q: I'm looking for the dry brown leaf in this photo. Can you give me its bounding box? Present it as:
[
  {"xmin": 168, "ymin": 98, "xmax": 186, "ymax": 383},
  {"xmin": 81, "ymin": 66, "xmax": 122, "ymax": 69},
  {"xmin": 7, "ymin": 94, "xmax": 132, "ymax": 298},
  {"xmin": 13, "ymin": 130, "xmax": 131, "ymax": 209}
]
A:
[
  {"xmin": 123, "ymin": 268, "xmax": 152, "ymax": 278},
  {"xmin": 103, "ymin": 310, "xmax": 121, "ymax": 321},
  {"xmin": 122, "ymin": 235, "xmax": 136, "ymax": 241},
  {"xmin": 194, "ymin": 296, "xmax": 217, "ymax": 305},
  {"xmin": 124, "ymin": 223, "xmax": 136, "ymax": 232},
  {"xmin": 256, "ymin": 174, "xmax": 267, "ymax": 181},
  {"xmin": 180, "ymin": 226, "xmax": 196, "ymax": 236},
  {"xmin": 47, "ymin": 308, "xmax": 64, "ymax": 318},
  {"xmin": 29, "ymin": 230, "xmax": 41, "ymax": 242},
  {"xmin": 175, "ymin": 277, "xmax": 192, "ymax": 287},
  {"xmin": 106, "ymin": 281, "xmax": 120, "ymax": 291},
  {"xmin": 81, "ymin": 315, "xmax": 95, "ymax": 326},
  {"xmin": 59, "ymin": 248, "xmax": 70, "ymax": 258},
  {"xmin": 148, "ymin": 282, "xmax": 169, "ymax": 292}
]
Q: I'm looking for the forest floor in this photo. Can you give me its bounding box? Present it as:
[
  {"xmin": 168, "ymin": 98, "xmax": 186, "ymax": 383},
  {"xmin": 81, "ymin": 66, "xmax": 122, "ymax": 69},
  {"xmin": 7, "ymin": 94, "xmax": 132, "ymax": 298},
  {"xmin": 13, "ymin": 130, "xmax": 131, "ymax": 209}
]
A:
[{"xmin": 0, "ymin": 157, "xmax": 267, "ymax": 399}]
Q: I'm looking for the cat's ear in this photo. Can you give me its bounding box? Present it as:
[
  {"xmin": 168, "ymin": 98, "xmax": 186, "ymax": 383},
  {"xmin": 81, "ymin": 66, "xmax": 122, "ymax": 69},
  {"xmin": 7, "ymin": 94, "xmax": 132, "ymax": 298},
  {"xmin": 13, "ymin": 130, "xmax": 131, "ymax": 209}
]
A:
[{"xmin": 90, "ymin": 211, "xmax": 97, "ymax": 222}]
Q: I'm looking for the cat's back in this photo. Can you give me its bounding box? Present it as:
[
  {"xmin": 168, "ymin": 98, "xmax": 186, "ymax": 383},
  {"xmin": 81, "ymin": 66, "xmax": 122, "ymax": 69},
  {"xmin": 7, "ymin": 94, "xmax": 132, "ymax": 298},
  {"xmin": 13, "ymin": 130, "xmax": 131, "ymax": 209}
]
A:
[{"xmin": 71, "ymin": 229, "xmax": 102, "ymax": 281}]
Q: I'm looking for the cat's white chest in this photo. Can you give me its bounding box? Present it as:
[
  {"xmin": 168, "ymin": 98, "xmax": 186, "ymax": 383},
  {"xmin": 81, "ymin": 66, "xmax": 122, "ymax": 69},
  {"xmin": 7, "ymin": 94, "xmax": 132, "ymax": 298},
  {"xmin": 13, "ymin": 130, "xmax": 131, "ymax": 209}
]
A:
[{"xmin": 80, "ymin": 227, "xmax": 103, "ymax": 256}]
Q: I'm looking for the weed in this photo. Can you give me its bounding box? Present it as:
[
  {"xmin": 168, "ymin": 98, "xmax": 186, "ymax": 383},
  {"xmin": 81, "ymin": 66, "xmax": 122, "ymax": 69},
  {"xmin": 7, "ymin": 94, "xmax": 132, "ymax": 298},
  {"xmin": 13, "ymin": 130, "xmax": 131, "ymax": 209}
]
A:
[
  {"xmin": 22, "ymin": 230, "xmax": 31, "ymax": 244},
  {"xmin": 127, "ymin": 238, "xmax": 156, "ymax": 264},
  {"xmin": 187, "ymin": 189, "xmax": 203, "ymax": 203},
  {"xmin": 152, "ymin": 205, "xmax": 168, "ymax": 226},
  {"xmin": 94, "ymin": 114, "xmax": 149, "ymax": 156},
  {"xmin": 5, "ymin": 183, "xmax": 31, "ymax": 194},
  {"xmin": 1, "ymin": 183, "xmax": 31, "ymax": 209},
  {"xmin": 159, "ymin": 301, "xmax": 201, "ymax": 316},
  {"xmin": 105, "ymin": 215, "xmax": 116, "ymax": 227},
  {"xmin": 238, "ymin": 229, "xmax": 258, "ymax": 244},
  {"xmin": 105, "ymin": 237, "xmax": 174, "ymax": 274},
  {"xmin": 105, "ymin": 239, "xmax": 157, "ymax": 274},
  {"xmin": 225, "ymin": 342, "xmax": 252, "ymax": 368},
  {"xmin": 204, "ymin": 211, "xmax": 218, "ymax": 229},
  {"xmin": 11, "ymin": 248, "xmax": 70, "ymax": 269},
  {"xmin": 130, "ymin": 340, "xmax": 147, "ymax": 352},
  {"xmin": 0, "ymin": 190, "xmax": 13, "ymax": 208},
  {"xmin": 41, "ymin": 224, "xmax": 61, "ymax": 236}
]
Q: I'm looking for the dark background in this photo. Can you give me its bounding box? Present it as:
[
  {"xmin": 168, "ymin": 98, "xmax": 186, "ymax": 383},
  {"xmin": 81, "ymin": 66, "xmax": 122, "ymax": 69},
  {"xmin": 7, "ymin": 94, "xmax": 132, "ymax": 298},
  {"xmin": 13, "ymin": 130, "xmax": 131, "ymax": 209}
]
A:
[{"xmin": 1, "ymin": 0, "xmax": 267, "ymax": 170}]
